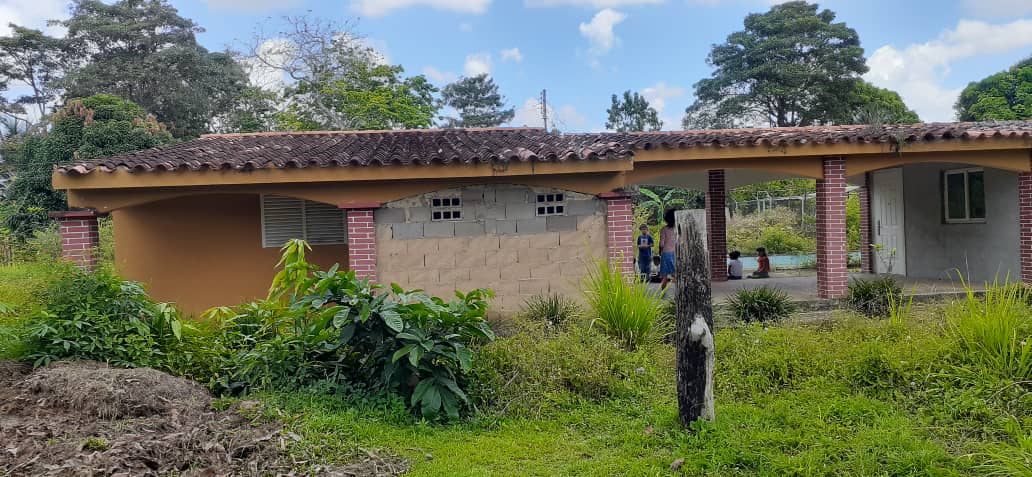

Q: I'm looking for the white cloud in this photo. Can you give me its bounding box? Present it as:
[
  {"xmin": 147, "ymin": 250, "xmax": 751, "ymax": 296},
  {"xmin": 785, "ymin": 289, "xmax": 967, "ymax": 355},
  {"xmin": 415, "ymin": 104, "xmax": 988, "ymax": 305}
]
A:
[
  {"xmin": 459, "ymin": 22, "xmax": 473, "ymax": 32},
  {"xmin": 243, "ymin": 38, "xmax": 295, "ymax": 91},
  {"xmin": 960, "ymin": 0, "xmax": 1032, "ymax": 18},
  {"xmin": 464, "ymin": 53, "xmax": 492, "ymax": 76},
  {"xmin": 351, "ymin": 0, "xmax": 491, "ymax": 17},
  {"xmin": 510, "ymin": 97, "xmax": 588, "ymax": 131},
  {"xmin": 202, "ymin": 0, "xmax": 300, "ymax": 12},
  {"xmin": 641, "ymin": 81, "xmax": 684, "ymax": 130},
  {"xmin": 526, "ymin": 0, "xmax": 660, "ymax": 6},
  {"xmin": 0, "ymin": 0, "xmax": 66, "ymax": 36},
  {"xmin": 864, "ymin": 19, "xmax": 1032, "ymax": 122},
  {"xmin": 423, "ymin": 66, "xmax": 458, "ymax": 84},
  {"xmin": 579, "ymin": 8, "xmax": 627, "ymax": 56},
  {"xmin": 500, "ymin": 47, "xmax": 523, "ymax": 62}
]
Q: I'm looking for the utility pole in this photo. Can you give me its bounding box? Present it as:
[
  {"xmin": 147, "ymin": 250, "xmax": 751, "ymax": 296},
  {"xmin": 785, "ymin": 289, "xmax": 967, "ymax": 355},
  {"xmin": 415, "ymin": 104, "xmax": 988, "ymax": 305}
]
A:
[{"xmin": 540, "ymin": 89, "xmax": 548, "ymax": 131}]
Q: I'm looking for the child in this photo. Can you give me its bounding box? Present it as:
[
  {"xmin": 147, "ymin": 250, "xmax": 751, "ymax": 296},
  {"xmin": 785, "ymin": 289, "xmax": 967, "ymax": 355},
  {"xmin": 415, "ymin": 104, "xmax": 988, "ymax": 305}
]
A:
[
  {"xmin": 650, "ymin": 256, "xmax": 662, "ymax": 283},
  {"xmin": 727, "ymin": 250, "xmax": 743, "ymax": 280},
  {"xmin": 750, "ymin": 247, "xmax": 770, "ymax": 278},
  {"xmin": 637, "ymin": 224, "xmax": 654, "ymax": 283},
  {"xmin": 659, "ymin": 210, "xmax": 676, "ymax": 288}
]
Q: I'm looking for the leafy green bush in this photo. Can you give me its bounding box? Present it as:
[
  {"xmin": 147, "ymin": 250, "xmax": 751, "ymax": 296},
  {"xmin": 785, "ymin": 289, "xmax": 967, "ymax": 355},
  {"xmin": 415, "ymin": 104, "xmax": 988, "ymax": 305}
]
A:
[
  {"xmin": 725, "ymin": 286, "xmax": 795, "ymax": 324},
  {"xmin": 945, "ymin": 280, "xmax": 1032, "ymax": 381},
  {"xmin": 727, "ymin": 207, "xmax": 815, "ymax": 255},
  {"xmin": 582, "ymin": 257, "xmax": 669, "ymax": 350},
  {"xmin": 213, "ymin": 240, "xmax": 495, "ymax": 420},
  {"xmin": 846, "ymin": 276, "xmax": 904, "ymax": 317},
  {"xmin": 520, "ymin": 293, "xmax": 582, "ymax": 331},
  {"xmin": 25, "ymin": 267, "xmax": 190, "ymax": 369}
]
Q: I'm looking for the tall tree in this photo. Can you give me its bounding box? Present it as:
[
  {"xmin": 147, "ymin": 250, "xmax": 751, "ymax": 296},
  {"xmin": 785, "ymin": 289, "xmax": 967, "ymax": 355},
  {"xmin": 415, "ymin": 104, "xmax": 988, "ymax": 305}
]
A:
[
  {"xmin": 848, "ymin": 81, "xmax": 920, "ymax": 124},
  {"xmin": 955, "ymin": 56, "xmax": 1032, "ymax": 121},
  {"xmin": 57, "ymin": 0, "xmax": 247, "ymax": 137},
  {"xmin": 686, "ymin": 1, "xmax": 867, "ymax": 128},
  {"xmin": 248, "ymin": 15, "xmax": 438, "ymax": 131},
  {"xmin": 606, "ymin": 91, "xmax": 662, "ymax": 132},
  {"xmin": 0, "ymin": 25, "xmax": 65, "ymax": 125},
  {"xmin": 438, "ymin": 74, "xmax": 515, "ymax": 128},
  {"xmin": 213, "ymin": 86, "xmax": 280, "ymax": 133},
  {"xmin": 3, "ymin": 94, "xmax": 172, "ymax": 238}
]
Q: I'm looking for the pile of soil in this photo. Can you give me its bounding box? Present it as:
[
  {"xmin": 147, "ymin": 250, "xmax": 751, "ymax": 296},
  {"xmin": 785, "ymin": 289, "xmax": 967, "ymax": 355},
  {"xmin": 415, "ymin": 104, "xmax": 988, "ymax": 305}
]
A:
[{"xmin": 0, "ymin": 360, "xmax": 407, "ymax": 476}]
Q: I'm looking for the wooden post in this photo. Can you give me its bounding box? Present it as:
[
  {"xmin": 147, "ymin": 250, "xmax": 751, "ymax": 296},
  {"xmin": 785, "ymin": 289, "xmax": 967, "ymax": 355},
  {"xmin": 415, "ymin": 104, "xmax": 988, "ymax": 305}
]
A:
[{"xmin": 674, "ymin": 213, "xmax": 715, "ymax": 426}]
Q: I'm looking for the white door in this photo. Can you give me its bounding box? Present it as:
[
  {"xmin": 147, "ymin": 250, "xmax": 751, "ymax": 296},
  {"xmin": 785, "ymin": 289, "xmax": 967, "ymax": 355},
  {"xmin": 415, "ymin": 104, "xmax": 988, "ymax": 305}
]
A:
[{"xmin": 871, "ymin": 168, "xmax": 906, "ymax": 275}]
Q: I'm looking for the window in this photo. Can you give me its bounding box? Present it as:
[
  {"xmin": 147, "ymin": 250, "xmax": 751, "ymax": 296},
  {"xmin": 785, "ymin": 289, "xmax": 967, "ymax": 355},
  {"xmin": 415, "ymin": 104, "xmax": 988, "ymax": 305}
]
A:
[
  {"xmin": 943, "ymin": 168, "xmax": 986, "ymax": 223},
  {"xmin": 431, "ymin": 197, "xmax": 462, "ymax": 221},
  {"xmin": 535, "ymin": 193, "xmax": 566, "ymax": 216},
  {"xmin": 261, "ymin": 195, "xmax": 347, "ymax": 248}
]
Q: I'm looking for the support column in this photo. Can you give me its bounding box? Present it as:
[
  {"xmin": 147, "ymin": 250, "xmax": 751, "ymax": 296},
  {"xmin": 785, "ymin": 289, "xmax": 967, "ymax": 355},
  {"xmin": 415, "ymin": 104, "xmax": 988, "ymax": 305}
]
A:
[
  {"xmin": 858, "ymin": 173, "xmax": 874, "ymax": 274},
  {"xmin": 341, "ymin": 202, "xmax": 380, "ymax": 283},
  {"xmin": 48, "ymin": 210, "xmax": 104, "ymax": 271},
  {"xmin": 706, "ymin": 169, "xmax": 728, "ymax": 282},
  {"xmin": 1020, "ymin": 166, "xmax": 1032, "ymax": 285},
  {"xmin": 599, "ymin": 192, "xmax": 635, "ymax": 277},
  {"xmin": 816, "ymin": 157, "xmax": 848, "ymax": 299}
]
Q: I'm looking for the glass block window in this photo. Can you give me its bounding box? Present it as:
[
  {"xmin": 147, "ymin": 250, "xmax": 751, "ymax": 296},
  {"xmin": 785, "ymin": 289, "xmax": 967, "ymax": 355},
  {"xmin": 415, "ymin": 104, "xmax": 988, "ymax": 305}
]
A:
[
  {"xmin": 431, "ymin": 197, "xmax": 463, "ymax": 221},
  {"xmin": 943, "ymin": 168, "xmax": 986, "ymax": 223},
  {"xmin": 536, "ymin": 193, "xmax": 566, "ymax": 216}
]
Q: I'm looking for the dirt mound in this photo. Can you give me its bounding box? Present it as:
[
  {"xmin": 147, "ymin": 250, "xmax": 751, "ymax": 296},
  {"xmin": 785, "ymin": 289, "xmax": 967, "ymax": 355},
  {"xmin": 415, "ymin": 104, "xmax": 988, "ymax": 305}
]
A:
[{"xmin": 0, "ymin": 360, "xmax": 407, "ymax": 476}]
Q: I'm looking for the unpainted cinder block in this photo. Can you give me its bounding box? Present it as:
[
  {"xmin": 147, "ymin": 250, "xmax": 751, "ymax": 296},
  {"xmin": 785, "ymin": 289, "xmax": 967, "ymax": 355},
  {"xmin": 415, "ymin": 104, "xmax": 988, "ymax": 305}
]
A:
[
  {"xmin": 505, "ymin": 203, "xmax": 536, "ymax": 220},
  {"xmin": 455, "ymin": 221, "xmax": 485, "ymax": 237},
  {"xmin": 391, "ymin": 223, "xmax": 424, "ymax": 240},
  {"xmin": 516, "ymin": 218, "xmax": 547, "ymax": 234},
  {"xmin": 423, "ymin": 221, "xmax": 456, "ymax": 238},
  {"xmin": 374, "ymin": 207, "xmax": 406, "ymax": 224},
  {"xmin": 546, "ymin": 215, "xmax": 578, "ymax": 232}
]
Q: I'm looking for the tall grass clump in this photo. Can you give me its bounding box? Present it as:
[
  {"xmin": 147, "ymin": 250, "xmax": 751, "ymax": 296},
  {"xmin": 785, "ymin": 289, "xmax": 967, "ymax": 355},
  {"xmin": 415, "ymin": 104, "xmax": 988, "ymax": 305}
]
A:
[
  {"xmin": 945, "ymin": 278, "xmax": 1032, "ymax": 381},
  {"xmin": 582, "ymin": 257, "xmax": 667, "ymax": 350},
  {"xmin": 725, "ymin": 286, "xmax": 795, "ymax": 325},
  {"xmin": 846, "ymin": 276, "xmax": 903, "ymax": 317},
  {"xmin": 520, "ymin": 293, "xmax": 582, "ymax": 331}
]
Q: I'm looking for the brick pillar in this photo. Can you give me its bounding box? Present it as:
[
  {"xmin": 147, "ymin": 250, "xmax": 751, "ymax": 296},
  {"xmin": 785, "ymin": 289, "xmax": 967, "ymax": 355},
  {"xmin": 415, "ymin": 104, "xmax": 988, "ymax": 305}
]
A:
[
  {"xmin": 858, "ymin": 173, "xmax": 874, "ymax": 274},
  {"xmin": 48, "ymin": 210, "xmax": 104, "ymax": 271},
  {"xmin": 1020, "ymin": 166, "xmax": 1032, "ymax": 285},
  {"xmin": 599, "ymin": 192, "xmax": 634, "ymax": 276},
  {"xmin": 816, "ymin": 157, "xmax": 848, "ymax": 299},
  {"xmin": 341, "ymin": 202, "xmax": 380, "ymax": 283},
  {"xmin": 707, "ymin": 169, "xmax": 728, "ymax": 282}
]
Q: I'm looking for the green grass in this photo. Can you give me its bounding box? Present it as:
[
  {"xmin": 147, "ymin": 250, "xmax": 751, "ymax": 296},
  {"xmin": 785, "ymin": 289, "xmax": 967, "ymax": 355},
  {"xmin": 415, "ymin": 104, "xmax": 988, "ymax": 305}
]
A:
[
  {"xmin": 0, "ymin": 260, "xmax": 63, "ymax": 359},
  {"xmin": 254, "ymin": 307, "xmax": 1028, "ymax": 476}
]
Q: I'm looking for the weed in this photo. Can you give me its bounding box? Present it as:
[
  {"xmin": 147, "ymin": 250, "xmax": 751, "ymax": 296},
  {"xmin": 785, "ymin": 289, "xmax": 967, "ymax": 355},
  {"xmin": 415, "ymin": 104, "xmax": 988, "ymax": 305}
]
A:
[
  {"xmin": 81, "ymin": 437, "xmax": 109, "ymax": 452},
  {"xmin": 582, "ymin": 257, "xmax": 668, "ymax": 350},
  {"xmin": 519, "ymin": 293, "xmax": 582, "ymax": 331},
  {"xmin": 725, "ymin": 286, "xmax": 795, "ymax": 324},
  {"xmin": 846, "ymin": 276, "xmax": 903, "ymax": 317},
  {"xmin": 945, "ymin": 278, "xmax": 1032, "ymax": 381}
]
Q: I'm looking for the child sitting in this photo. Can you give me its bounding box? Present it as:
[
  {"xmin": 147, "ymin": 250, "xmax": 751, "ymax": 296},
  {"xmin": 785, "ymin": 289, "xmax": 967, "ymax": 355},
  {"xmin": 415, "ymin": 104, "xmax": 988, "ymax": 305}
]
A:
[
  {"xmin": 727, "ymin": 250, "xmax": 743, "ymax": 280},
  {"xmin": 749, "ymin": 247, "xmax": 770, "ymax": 278}
]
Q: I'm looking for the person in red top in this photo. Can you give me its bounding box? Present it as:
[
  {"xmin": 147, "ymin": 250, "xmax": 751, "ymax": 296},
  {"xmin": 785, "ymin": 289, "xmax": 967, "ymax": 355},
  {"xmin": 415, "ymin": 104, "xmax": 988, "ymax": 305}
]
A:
[{"xmin": 750, "ymin": 247, "xmax": 770, "ymax": 278}]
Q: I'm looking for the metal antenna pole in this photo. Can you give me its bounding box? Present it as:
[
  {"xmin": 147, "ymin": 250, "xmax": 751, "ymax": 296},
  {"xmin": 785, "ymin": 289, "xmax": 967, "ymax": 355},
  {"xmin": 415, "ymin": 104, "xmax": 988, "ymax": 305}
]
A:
[{"xmin": 540, "ymin": 89, "xmax": 548, "ymax": 130}]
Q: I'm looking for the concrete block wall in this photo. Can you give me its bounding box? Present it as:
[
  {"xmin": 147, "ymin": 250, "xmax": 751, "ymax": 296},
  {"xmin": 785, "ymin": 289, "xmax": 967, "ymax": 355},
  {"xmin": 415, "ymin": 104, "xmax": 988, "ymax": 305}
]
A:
[{"xmin": 375, "ymin": 184, "xmax": 607, "ymax": 312}]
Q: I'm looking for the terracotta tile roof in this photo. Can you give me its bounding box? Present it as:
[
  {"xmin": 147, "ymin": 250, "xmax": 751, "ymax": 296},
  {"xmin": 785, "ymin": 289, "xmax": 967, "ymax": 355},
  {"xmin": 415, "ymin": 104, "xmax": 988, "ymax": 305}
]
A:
[{"xmin": 56, "ymin": 121, "xmax": 1032, "ymax": 175}]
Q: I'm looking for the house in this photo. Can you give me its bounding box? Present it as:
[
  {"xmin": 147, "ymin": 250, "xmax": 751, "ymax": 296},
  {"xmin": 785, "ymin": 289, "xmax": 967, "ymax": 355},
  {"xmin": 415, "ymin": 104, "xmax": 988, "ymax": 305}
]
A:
[{"xmin": 50, "ymin": 123, "xmax": 1032, "ymax": 314}]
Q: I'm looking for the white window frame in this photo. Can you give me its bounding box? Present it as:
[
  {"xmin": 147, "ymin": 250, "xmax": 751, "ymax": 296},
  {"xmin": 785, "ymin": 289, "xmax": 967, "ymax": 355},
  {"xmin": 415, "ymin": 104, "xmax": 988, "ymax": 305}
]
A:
[
  {"xmin": 535, "ymin": 192, "xmax": 567, "ymax": 217},
  {"xmin": 260, "ymin": 195, "xmax": 348, "ymax": 248},
  {"xmin": 430, "ymin": 196, "xmax": 463, "ymax": 221},
  {"xmin": 943, "ymin": 167, "xmax": 986, "ymax": 224}
]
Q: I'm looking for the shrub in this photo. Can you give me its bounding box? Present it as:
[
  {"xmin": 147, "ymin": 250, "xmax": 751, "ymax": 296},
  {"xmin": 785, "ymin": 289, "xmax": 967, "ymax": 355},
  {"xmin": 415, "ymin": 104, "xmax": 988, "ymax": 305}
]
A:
[
  {"xmin": 25, "ymin": 267, "xmax": 190, "ymax": 370},
  {"xmin": 725, "ymin": 286, "xmax": 795, "ymax": 324},
  {"xmin": 582, "ymin": 257, "xmax": 669, "ymax": 350},
  {"xmin": 846, "ymin": 276, "xmax": 903, "ymax": 318},
  {"xmin": 520, "ymin": 293, "xmax": 582, "ymax": 331},
  {"xmin": 214, "ymin": 240, "xmax": 495, "ymax": 420},
  {"xmin": 945, "ymin": 279, "xmax": 1032, "ymax": 381},
  {"xmin": 727, "ymin": 207, "xmax": 815, "ymax": 255}
]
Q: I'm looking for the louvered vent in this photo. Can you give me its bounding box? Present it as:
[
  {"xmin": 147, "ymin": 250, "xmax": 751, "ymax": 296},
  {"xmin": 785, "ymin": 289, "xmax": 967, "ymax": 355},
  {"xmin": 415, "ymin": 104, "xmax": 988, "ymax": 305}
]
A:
[{"xmin": 261, "ymin": 195, "xmax": 347, "ymax": 248}]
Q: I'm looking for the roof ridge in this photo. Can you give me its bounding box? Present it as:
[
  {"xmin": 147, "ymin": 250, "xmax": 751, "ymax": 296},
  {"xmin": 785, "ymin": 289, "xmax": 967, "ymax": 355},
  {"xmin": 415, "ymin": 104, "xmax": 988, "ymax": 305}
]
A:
[{"xmin": 200, "ymin": 127, "xmax": 547, "ymax": 139}]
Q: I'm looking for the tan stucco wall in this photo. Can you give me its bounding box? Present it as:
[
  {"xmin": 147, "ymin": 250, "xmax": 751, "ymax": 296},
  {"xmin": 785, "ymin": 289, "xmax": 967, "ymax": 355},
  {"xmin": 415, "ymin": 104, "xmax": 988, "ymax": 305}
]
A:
[
  {"xmin": 113, "ymin": 194, "xmax": 348, "ymax": 315},
  {"xmin": 376, "ymin": 185, "xmax": 607, "ymax": 313}
]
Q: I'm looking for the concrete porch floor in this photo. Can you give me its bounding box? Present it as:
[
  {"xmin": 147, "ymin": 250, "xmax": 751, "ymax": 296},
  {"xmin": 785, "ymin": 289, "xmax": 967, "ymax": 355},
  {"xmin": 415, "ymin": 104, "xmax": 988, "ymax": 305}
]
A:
[{"xmin": 709, "ymin": 272, "xmax": 983, "ymax": 303}]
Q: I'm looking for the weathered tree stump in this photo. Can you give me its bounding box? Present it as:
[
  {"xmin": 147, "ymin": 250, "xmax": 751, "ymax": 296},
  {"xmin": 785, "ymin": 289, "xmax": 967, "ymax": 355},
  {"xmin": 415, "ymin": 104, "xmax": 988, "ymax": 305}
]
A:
[{"xmin": 674, "ymin": 213, "xmax": 715, "ymax": 426}]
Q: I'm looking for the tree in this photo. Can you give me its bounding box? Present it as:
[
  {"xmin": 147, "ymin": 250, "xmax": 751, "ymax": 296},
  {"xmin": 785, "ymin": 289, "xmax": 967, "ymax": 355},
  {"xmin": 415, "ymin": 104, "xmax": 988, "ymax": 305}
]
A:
[
  {"xmin": 848, "ymin": 82, "xmax": 920, "ymax": 124},
  {"xmin": 248, "ymin": 15, "xmax": 438, "ymax": 131},
  {"xmin": 606, "ymin": 91, "xmax": 662, "ymax": 132},
  {"xmin": 674, "ymin": 214, "xmax": 715, "ymax": 426},
  {"xmin": 637, "ymin": 186, "xmax": 702, "ymax": 223},
  {"xmin": 0, "ymin": 25, "xmax": 65, "ymax": 125},
  {"xmin": 686, "ymin": 1, "xmax": 867, "ymax": 128},
  {"xmin": 955, "ymin": 56, "xmax": 1032, "ymax": 121},
  {"xmin": 56, "ymin": 0, "xmax": 247, "ymax": 137},
  {"xmin": 438, "ymin": 74, "xmax": 515, "ymax": 128},
  {"xmin": 214, "ymin": 86, "xmax": 280, "ymax": 134},
  {"xmin": 3, "ymin": 94, "xmax": 172, "ymax": 238}
]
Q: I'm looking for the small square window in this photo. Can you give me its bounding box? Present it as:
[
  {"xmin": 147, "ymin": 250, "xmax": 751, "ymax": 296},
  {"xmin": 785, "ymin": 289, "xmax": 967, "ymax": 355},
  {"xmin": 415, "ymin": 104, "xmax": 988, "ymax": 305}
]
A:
[
  {"xmin": 535, "ymin": 191, "xmax": 567, "ymax": 217},
  {"xmin": 431, "ymin": 196, "xmax": 463, "ymax": 221}
]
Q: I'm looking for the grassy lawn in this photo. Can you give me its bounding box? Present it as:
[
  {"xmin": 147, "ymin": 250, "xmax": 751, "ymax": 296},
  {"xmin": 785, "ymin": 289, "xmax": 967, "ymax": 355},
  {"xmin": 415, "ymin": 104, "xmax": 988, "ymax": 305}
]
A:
[
  {"xmin": 0, "ymin": 261, "xmax": 61, "ymax": 359},
  {"xmin": 256, "ymin": 309, "xmax": 1018, "ymax": 476}
]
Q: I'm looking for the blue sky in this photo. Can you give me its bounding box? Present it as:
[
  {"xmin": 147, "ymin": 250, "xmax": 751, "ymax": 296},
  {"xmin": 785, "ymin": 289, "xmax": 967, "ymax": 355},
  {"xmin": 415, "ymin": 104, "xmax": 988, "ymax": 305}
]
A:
[{"xmin": 3, "ymin": 0, "xmax": 1032, "ymax": 131}]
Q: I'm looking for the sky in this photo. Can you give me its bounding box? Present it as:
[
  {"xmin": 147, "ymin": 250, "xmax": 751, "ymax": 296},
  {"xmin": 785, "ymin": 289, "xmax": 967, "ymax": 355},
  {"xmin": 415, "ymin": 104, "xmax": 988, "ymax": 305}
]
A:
[{"xmin": 2, "ymin": 0, "xmax": 1031, "ymax": 132}]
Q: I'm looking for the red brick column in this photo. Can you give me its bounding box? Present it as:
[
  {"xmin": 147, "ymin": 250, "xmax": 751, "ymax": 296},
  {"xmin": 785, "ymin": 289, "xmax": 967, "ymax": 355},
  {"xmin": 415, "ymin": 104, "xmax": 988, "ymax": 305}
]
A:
[
  {"xmin": 1020, "ymin": 166, "xmax": 1032, "ymax": 285},
  {"xmin": 858, "ymin": 173, "xmax": 874, "ymax": 274},
  {"xmin": 816, "ymin": 157, "xmax": 848, "ymax": 299},
  {"xmin": 341, "ymin": 202, "xmax": 380, "ymax": 283},
  {"xmin": 599, "ymin": 192, "xmax": 634, "ymax": 277},
  {"xmin": 48, "ymin": 210, "xmax": 104, "ymax": 271},
  {"xmin": 707, "ymin": 169, "xmax": 728, "ymax": 282}
]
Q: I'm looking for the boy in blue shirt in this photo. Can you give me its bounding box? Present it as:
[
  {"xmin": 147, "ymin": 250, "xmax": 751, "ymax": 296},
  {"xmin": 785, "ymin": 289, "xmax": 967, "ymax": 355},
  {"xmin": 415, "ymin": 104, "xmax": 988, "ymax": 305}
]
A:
[{"xmin": 637, "ymin": 224, "xmax": 654, "ymax": 282}]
